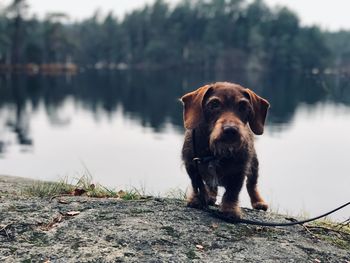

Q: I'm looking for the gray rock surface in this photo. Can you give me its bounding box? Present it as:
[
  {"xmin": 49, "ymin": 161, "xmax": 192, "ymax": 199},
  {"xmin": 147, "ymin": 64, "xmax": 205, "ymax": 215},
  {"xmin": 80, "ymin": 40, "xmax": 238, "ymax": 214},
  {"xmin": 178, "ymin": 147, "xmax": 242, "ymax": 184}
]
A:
[{"xmin": 0, "ymin": 175, "xmax": 349, "ymax": 262}]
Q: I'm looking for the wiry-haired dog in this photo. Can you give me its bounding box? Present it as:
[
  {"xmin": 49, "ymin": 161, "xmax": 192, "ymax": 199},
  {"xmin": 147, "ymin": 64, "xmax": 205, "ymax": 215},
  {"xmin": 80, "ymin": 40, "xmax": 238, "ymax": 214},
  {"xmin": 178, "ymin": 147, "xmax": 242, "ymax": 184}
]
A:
[{"xmin": 181, "ymin": 82, "xmax": 270, "ymax": 219}]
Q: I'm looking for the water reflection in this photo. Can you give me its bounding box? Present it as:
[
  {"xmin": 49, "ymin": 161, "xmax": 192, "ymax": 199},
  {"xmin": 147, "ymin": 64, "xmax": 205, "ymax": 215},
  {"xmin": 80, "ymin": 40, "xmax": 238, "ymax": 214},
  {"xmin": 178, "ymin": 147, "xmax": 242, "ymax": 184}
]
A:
[
  {"xmin": 0, "ymin": 70, "xmax": 349, "ymax": 220},
  {"xmin": 1, "ymin": 70, "xmax": 350, "ymax": 153}
]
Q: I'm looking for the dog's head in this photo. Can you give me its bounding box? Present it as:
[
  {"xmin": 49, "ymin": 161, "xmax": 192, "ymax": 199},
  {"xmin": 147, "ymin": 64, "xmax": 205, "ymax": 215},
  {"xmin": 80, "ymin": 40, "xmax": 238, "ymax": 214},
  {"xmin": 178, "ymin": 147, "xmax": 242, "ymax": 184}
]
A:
[{"xmin": 181, "ymin": 82, "xmax": 270, "ymax": 157}]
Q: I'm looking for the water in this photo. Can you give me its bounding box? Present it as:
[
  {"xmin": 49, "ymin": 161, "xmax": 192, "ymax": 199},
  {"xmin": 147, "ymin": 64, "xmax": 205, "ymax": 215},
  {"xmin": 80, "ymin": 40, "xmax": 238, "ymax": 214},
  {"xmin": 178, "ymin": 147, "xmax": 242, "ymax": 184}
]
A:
[{"xmin": 0, "ymin": 70, "xmax": 349, "ymax": 220}]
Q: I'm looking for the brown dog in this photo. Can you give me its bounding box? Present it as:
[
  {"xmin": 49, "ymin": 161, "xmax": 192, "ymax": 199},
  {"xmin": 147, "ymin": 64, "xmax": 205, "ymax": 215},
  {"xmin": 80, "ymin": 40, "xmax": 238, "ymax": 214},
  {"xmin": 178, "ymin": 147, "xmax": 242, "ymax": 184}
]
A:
[{"xmin": 181, "ymin": 82, "xmax": 269, "ymax": 219}]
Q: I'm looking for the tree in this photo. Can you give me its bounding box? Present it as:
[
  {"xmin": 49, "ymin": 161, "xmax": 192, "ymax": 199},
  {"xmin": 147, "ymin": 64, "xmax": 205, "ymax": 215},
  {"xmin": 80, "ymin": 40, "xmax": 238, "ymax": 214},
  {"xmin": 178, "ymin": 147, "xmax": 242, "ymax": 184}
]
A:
[
  {"xmin": 0, "ymin": 0, "xmax": 336, "ymax": 71},
  {"xmin": 7, "ymin": 0, "xmax": 28, "ymax": 64}
]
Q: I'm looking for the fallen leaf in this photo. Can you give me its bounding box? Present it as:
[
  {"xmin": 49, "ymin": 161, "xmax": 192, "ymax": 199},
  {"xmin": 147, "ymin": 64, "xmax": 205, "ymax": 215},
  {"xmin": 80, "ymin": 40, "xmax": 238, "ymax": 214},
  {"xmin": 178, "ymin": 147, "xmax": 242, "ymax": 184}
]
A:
[
  {"xmin": 314, "ymin": 259, "xmax": 321, "ymax": 263},
  {"xmin": 255, "ymin": 226, "xmax": 263, "ymax": 232},
  {"xmin": 58, "ymin": 199, "xmax": 68, "ymax": 204},
  {"xmin": 65, "ymin": 211, "xmax": 80, "ymax": 216},
  {"xmin": 72, "ymin": 188, "xmax": 87, "ymax": 196},
  {"xmin": 195, "ymin": 244, "xmax": 204, "ymax": 250},
  {"xmin": 40, "ymin": 214, "xmax": 63, "ymax": 231},
  {"xmin": 211, "ymin": 223, "xmax": 218, "ymax": 229},
  {"xmin": 118, "ymin": 190, "xmax": 126, "ymax": 198},
  {"xmin": 53, "ymin": 214, "xmax": 63, "ymax": 223}
]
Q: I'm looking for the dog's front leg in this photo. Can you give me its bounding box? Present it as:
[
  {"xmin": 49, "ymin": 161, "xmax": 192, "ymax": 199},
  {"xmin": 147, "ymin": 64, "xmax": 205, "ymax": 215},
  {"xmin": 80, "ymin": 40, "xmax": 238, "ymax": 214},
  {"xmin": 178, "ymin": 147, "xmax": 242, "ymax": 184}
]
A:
[
  {"xmin": 246, "ymin": 155, "xmax": 268, "ymax": 211},
  {"xmin": 185, "ymin": 164, "xmax": 209, "ymax": 208},
  {"xmin": 220, "ymin": 177, "xmax": 244, "ymax": 219}
]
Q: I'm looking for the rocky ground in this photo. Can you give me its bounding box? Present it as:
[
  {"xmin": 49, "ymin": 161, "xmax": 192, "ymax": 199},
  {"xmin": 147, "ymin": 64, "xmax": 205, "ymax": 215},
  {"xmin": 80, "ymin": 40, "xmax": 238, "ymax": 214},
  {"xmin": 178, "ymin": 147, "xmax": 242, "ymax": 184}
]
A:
[{"xmin": 0, "ymin": 175, "xmax": 349, "ymax": 263}]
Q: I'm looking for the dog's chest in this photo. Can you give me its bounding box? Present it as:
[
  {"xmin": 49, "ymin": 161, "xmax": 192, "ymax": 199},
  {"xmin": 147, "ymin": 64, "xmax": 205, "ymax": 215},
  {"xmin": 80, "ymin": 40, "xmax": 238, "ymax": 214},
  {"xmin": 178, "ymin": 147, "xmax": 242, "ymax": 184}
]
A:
[
  {"xmin": 200, "ymin": 157, "xmax": 247, "ymax": 187},
  {"xmin": 205, "ymin": 160, "xmax": 221, "ymax": 188}
]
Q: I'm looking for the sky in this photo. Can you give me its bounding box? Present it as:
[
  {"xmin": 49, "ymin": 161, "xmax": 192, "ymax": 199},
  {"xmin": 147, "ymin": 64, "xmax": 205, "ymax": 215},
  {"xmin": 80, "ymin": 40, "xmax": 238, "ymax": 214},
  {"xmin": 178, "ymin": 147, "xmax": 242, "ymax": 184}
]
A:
[{"xmin": 2, "ymin": 0, "xmax": 350, "ymax": 31}]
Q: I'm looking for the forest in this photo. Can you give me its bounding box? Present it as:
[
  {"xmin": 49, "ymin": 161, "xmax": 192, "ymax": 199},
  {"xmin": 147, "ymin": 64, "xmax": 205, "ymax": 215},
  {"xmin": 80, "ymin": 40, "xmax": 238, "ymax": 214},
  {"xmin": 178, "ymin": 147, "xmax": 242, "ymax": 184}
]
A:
[{"xmin": 0, "ymin": 0, "xmax": 350, "ymax": 72}]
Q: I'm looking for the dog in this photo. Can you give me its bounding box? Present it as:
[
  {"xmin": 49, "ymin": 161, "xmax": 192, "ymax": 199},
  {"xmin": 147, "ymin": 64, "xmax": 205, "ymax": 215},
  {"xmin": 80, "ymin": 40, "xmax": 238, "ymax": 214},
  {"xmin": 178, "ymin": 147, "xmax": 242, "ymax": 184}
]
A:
[{"xmin": 181, "ymin": 82, "xmax": 270, "ymax": 219}]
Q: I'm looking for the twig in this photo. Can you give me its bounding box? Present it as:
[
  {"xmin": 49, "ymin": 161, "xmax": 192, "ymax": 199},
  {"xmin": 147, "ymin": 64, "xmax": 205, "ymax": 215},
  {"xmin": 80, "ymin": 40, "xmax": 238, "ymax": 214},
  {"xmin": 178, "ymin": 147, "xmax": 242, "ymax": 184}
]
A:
[
  {"xmin": 49, "ymin": 194, "xmax": 74, "ymax": 202},
  {"xmin": 39, "ymin": 214, "xmax": 64, "ymax": 231},
  {"xmin": 338, "ymin": 218, "xmax": 350, "ymax": 225},
  {"xmin": 0, "ymin": 224, "xmax": 12, "ymax": 239},
  {"xmin": 0, "ymin": 224, "xmax": 9, "ymax": 232},
  {"xmin": 305, "ymin": 225, "xmax": 350, "ymax": 239},
  {"xmin": 301, "ymin": 224, "xmax": 318, "ymax": 239},
  {"xmin": 335, "ymin": 218, "xmax": 350, "ymax": 232}
]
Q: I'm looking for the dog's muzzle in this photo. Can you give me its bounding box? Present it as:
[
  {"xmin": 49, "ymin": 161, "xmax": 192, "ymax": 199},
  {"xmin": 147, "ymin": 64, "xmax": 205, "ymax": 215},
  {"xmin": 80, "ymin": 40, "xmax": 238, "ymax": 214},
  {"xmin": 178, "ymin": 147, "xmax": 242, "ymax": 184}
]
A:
[{"xmin": 222, "ymin": 125, "xmax": 239, "ymax": 142}]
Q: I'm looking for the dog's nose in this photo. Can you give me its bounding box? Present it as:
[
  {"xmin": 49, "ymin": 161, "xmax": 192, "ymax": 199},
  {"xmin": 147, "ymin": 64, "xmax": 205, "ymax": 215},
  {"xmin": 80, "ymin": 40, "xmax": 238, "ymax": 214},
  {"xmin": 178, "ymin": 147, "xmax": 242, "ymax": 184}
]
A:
[{"xmin": 222, "ymin": 125, "xmax": 239, "ymax": 138}]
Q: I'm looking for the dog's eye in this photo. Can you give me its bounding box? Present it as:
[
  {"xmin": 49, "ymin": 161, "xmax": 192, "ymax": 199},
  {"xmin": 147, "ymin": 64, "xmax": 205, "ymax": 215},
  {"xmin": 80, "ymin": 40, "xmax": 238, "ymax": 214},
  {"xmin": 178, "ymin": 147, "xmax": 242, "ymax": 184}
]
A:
[
  {"xmin": 238, "ymin": 101, "xmax": 248, "ymax": 113},
  {"xmin": 238, "ymin": 100, "xmax": 251, "ymax": 123},
  {"xmin": 208, "ymin": 99, "xmax": 221, "ymax": 110}
]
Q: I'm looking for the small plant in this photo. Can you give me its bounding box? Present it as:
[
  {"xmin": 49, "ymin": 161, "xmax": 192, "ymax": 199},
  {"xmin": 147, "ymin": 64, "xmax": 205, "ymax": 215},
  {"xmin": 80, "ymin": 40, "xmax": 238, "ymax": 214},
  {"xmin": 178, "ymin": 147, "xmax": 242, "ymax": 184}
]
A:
[
  {"xmin": 73, "ymin": 172, "xmax": 119, "ymax": 198},
  {"xmin": 165, "ymin": 188, "xmax": 187, "ymax": 200},
  {"xmin": 305, "ymin": 218, "xmax": 350, "ymax": 249},
  {"xmin": 22, "ymin": 177, "xmax": 74, "ymax": 197},
  {"xmin": 117, "ymin": 189, "xmax": 140, "ymax": 200},
  {"xmin": 22, "ymin": 170, "xmax": 142, "ymax": 200},
  {"xmin": 186, "ymin": 249, "xmax": 199, "ymax": 260}
]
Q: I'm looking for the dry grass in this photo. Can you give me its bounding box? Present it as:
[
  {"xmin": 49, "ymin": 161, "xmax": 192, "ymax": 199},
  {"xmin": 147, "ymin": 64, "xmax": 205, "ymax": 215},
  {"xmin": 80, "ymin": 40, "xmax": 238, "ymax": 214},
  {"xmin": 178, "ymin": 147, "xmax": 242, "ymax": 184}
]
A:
[
  {"xmin": 305, "ymin": 218, "xmax": 350, "ymax": 249},
  {"xmin": 22, "ymin": 172, "xmax": 141, "ymax": 201}
]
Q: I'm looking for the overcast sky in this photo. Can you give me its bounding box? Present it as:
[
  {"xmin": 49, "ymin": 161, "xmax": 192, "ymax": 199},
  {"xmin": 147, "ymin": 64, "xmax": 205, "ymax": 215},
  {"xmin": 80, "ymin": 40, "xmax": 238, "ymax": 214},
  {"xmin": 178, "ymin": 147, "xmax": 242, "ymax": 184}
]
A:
[{"xmin": 2, "ymin": 0, "xmax": 350, "ymax": 31}]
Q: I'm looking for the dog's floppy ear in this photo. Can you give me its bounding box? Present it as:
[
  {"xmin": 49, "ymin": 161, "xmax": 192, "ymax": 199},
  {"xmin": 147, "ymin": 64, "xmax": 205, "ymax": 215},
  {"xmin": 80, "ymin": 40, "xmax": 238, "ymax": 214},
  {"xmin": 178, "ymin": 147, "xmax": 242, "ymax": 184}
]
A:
[
  {"xmin": 245, "ymin": 89, "xmax": 270, "ymax": 135},
  {"xmin": 180, "ymin": 85, "xmax": 211, "ymax": 129}
]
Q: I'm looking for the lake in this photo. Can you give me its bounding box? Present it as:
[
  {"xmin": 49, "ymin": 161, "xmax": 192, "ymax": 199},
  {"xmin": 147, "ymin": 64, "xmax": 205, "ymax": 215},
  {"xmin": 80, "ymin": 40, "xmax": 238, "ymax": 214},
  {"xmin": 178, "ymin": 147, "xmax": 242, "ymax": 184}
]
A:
[{"xmin": 0, "ymin": 69, "xmax": 349, "ymax": 220}]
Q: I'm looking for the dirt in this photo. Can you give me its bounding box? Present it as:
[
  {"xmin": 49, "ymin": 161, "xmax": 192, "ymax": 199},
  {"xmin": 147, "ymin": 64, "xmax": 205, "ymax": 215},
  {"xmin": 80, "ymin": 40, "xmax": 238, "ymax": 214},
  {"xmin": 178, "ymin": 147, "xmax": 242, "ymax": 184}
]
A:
[{"xmin": 0, "ymin": 175, "xmax": 349, "ymax": 263}]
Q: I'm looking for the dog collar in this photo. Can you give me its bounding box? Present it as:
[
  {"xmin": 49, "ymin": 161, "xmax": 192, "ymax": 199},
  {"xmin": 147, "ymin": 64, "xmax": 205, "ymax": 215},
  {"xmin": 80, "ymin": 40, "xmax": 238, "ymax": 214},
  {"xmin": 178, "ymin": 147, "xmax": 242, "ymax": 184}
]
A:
[
  {"xmin": 192, "ymin": 156, "xmax": 216, "ymax": 164},
  {"xmin": 191, "ymin": 128, "xmax": 217, "ymax": 164}
]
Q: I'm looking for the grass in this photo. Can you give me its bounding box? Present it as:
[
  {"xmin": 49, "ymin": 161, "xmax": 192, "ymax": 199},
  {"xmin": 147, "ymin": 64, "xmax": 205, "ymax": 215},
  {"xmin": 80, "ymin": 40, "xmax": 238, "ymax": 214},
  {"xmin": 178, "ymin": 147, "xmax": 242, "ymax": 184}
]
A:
[
  {"xmin": 164, "ymin": 188, "xmax": 187, "ymax": 200},
  {"xmin": 23, "ymin": 178, "xmax": 74, "ymax": 198},
  {"xmin": 22, "ymin": 172, "xmax": 141, "ymax": 201},
  {"xmin": 22, "ymin": 174, "xmax": 187, "ymax": 202},
  {"xmin": 305, "ymin": 218, "xmax": 350, "ymax": 249},
  {"xmin": 21, "ymin": 161, "xmax": 187, "ymax": 201},
  {"xmin": 266, "ymin": 207, "xmax": 350, "ymax": 249}
]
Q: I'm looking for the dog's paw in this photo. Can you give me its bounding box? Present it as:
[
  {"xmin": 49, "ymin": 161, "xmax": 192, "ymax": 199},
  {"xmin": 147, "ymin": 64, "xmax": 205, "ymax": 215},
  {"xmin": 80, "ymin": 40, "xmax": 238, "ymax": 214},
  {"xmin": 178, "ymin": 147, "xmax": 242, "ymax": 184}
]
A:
[
  {"xmin": 187, "ymin": 196, "xmax": 208, "ymax": 209},
  {"xmin": 207, "ymin": 197, "xmax": 217, "ymax": 206},
  {"xmin": 220, "ymin": 204, "xmax": 242, "ymax": 219},
  {"xmin": 252, "ymin": 201, "xmax": 268, "ymax": 211}
]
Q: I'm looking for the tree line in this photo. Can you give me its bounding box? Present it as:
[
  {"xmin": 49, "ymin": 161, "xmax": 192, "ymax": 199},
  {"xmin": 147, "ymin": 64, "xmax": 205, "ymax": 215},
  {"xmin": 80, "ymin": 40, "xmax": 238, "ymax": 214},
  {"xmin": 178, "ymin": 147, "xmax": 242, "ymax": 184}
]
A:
[{"xmin": 0, "ymin": 0, "xmax": 348, "ymax": 72}]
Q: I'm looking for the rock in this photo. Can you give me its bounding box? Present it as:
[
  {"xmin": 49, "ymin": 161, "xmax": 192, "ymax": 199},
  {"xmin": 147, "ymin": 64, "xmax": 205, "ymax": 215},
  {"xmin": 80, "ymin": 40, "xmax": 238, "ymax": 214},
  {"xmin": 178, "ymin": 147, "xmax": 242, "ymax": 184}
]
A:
[{"xmin": 0, "ymin": 175, "xmax": 349, "ymax": 262}]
